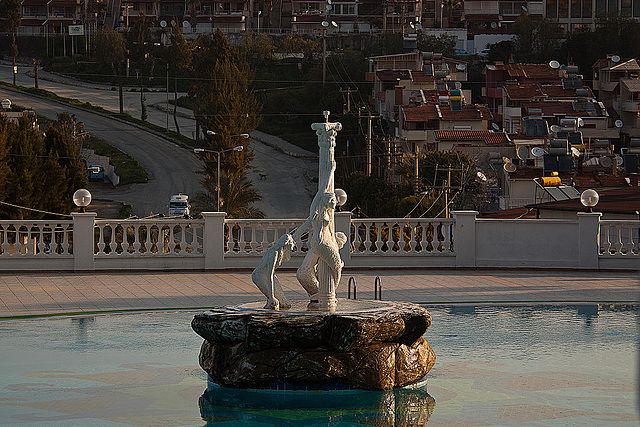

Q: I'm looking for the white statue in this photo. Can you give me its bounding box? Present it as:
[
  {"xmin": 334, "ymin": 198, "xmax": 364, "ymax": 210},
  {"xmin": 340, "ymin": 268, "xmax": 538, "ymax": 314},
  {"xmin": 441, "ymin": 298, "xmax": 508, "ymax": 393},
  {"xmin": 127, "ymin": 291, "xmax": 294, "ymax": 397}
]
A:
[
  {"xmin": 251, "ymin": 112, "xmax": 344, "ymax": 311},
  {"xmin": 251, "ymin": 233, "xmax": 295, "ymax": 310}
]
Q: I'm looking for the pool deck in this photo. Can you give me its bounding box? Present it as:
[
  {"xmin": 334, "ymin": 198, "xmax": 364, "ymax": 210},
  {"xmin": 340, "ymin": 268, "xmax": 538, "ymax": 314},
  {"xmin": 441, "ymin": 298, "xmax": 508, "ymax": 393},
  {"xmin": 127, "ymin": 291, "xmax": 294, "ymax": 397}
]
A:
[{"xmin": 0, "ymin": 269, "xmax": 638, "ymax": 318}]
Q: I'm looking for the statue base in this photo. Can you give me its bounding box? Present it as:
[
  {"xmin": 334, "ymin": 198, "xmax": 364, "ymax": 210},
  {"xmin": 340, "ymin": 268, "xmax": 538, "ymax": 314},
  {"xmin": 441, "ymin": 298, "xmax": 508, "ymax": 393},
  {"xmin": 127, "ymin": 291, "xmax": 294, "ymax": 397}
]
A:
[{"xmin": 191, "ymin": 299, "xmax": 436, "ymax": 391}]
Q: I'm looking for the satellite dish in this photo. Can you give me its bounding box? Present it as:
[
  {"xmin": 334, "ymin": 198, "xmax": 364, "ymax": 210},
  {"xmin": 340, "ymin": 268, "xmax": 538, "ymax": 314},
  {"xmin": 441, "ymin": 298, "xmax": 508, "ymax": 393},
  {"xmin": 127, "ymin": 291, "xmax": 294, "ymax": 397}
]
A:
[
  {"xmin": 531, "ymin": 147, "xmax": 545, "ymax": 157},
  {"xmin": 182, "ymin": 20, "xmax": 190, "ymax": 28},
  {"xmin": 477, "ymin": 171, "xmax": 487, "ymax": 182},
  {"xmin": 522, "ymin": 5, "xmax": 528, "ymax": 12},
  {"xmin": 504, "ymin": 162, "xmax": 517, "ymax": 173},
  {"xmin": 491, "ymin": 22, "xmax": 498, "ymax": 29},
  {"xmin": 550, "ymin": 124, "xmax": 561, "ymax": 133},
  {"xmin": 549, "ymin": 60, "xmax": 561, "ymax": 69},
  {"xmin": 577, "ymin": 118, "xmax": 584, "ymax": 127},
  {"xmin": 455, "ymin": 81, "xmax": 462, "ymax": 89},
  {"xmin": 616, "ymin": 155, "xmax": 624, "ymax": 166},
  {"xmin": 599, "ymin": 156, "xmax": 612, "ymax": 168},
  {"xmin": 331, "ymin": 21, "xmax": 339, "ymax": 28},
  {"xmin": 160, "ymin": 20, "xmax": 167, "ymax": 28},
  {"xmin": 502, "ymin": 156, "xmax": 512, "ymax": 164},
  {"xmin": 571, "ymin": 147, "xmax": 581, "ymax": 157},
  {"xmin": 517, "ymin": 146, "xmax": 530, "ymax": 160},
  {"xmin": 615, "ymin": 119, "xmax": 624, "ymax": 128},
  {"xmin": 492, "ymin": 122, "xmax": 500, "ymax": 131},
  {"xmin": 322, "ymin": 21, "xmax": 330, "ymax": 27},
  {"xmin": 456, "ymin": 63, "xmax": 466, "ymax": 71},
  {"xmin": 611, "ymin": 55, "xmax": 621, "ymax": 63}
]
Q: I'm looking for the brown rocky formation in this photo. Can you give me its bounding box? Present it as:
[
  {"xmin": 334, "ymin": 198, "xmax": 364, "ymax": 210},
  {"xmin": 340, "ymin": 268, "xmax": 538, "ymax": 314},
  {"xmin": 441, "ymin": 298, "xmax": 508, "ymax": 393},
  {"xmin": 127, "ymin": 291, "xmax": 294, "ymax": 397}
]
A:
[{"xmin": 192, "ymin": 299, "xmax": 436, "ymax": 391}]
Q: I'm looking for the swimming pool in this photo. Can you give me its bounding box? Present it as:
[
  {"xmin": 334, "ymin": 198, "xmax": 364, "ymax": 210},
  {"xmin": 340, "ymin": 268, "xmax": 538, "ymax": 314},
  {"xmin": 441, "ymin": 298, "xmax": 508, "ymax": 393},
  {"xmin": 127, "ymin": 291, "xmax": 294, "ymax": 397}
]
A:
[{"xmin": 0, "ymin": 304, "xmax": 637, "ymax": 426}]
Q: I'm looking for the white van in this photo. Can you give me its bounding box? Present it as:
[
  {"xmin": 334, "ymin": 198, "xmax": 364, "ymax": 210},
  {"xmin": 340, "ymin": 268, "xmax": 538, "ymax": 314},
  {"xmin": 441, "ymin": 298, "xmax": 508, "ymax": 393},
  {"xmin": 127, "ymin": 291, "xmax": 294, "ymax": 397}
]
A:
[{"xmin": 168, "ymin": 194, "xmax": 190, "ymax": 218}]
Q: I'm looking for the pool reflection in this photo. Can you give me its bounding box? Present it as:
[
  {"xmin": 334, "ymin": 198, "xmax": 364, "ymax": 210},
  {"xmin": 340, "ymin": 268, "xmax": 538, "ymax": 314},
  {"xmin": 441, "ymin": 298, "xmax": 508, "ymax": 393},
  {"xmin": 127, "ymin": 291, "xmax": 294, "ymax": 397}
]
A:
[{"xmin": 199, "ymin": 382, "xmax": 436, "ymax": 425}]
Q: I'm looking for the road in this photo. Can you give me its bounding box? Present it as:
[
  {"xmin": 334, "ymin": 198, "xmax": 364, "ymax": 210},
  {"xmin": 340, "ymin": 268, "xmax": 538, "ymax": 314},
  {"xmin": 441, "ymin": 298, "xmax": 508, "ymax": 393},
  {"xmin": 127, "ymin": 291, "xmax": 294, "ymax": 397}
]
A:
[
  {"xmin": 0, "ymin": 62, "xmax": 318, "ymax": 218},
  {"xmin": 0, "ymin": 86, "xmax": 201, "ymax": 216}
]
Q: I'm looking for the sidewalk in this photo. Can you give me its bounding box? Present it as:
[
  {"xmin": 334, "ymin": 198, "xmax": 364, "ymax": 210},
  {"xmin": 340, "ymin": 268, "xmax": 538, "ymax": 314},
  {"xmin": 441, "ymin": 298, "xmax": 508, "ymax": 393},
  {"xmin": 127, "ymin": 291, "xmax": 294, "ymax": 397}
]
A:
[{"xmin": 0, "ymin": 269, "xmax": 637, "ymax": 319}]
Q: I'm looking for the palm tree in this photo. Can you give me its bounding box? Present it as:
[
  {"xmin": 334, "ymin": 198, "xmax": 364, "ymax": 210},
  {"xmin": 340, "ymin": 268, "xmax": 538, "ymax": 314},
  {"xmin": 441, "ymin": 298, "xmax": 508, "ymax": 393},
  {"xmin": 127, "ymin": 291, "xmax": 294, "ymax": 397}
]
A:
[{"xmin": 192, "ymin": 172, "xmax": 265, "ymax": 218}]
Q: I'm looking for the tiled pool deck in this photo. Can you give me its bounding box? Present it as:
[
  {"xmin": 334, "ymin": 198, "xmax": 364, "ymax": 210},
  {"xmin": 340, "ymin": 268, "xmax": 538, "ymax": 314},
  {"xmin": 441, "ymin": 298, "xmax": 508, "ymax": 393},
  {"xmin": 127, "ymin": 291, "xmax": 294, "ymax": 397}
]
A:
[
  {"xmin": 0, "ymin": 269, "xmax": 638, "ymax": 318},
  {"xmin": 0, "ymin": 269, "xmax": 638, "ymax": 426}
]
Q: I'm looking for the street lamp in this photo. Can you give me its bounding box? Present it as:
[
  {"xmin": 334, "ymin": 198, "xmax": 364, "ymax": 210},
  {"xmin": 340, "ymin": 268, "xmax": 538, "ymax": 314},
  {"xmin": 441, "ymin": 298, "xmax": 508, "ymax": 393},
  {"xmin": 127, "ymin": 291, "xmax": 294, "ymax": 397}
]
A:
[
  {"xmin": 73, "ymin": 188, "xmax": 92, "ymax": 212},
  {"xmin": 194, "ymin": 135, "xmax": 248, "ymax": 212},
  {"xmin": 580, "ymin": 189, "xmax": 599, "ymax": 213}
]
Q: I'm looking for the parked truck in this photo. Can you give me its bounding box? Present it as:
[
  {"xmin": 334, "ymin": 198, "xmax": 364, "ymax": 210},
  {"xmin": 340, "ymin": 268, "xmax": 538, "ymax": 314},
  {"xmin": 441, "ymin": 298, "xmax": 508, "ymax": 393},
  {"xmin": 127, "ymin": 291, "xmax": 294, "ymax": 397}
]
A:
[{"xmin": 168, "ymin": 194, "xmax": 190, "ymax": 218}]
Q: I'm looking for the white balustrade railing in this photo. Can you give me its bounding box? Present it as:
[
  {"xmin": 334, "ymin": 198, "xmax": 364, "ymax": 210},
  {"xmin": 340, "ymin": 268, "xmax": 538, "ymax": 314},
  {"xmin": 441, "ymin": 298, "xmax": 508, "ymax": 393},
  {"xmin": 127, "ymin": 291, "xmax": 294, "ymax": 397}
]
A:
[
  {"xmin": 0, "ymin": 213, "xmax": 637, "ymax": 271},
  {"xmin": 350, "ymin": 218, "xmax": 455, "ymax": 256},
  {"xmin": 599, "ymin": 220, "xmax": 640, "ymax": 257},
  {"xmin": 223, "ymin": 219, "xmax": 307, "ymax": 257},
  {"xmin": 94, "ymin": 219, "xmax": 204, "ymax": 257},
  {"xmin": 0, "ymin": 221, "xmax": 74, "ymax": 257}
]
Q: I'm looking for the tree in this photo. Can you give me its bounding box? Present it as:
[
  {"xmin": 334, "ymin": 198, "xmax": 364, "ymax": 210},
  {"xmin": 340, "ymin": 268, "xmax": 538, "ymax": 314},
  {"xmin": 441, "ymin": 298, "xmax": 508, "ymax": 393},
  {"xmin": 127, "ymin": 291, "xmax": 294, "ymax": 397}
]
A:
[
  {"xmin": 0, "ymin": 113, "xmax": 87, "ymax": 219},
  {"xmin": 338, "ymin": 173, "xmax": 409, "ymax": 217},
  {"xmin": 192, "ymin": 173, "xmax": 265, "ymax": 218},
  {"xmin": 168, "ymin": 22, "xmax": 192, "ymax": 135},
  {"xmin": 417, "ymin": 32, "xmax": 457, "ymax": 56},
  {"xmin": 93, "ymin": 27, "xmax": 126, "ymax": 113},
  {"xmin": 513, "ymin": 14, "xmax": 562, "ymax": 62},
  {"xmin": 486, "ymin": 40, "xmax": 515, "ymax": 63},
  {"xmin": 190, "ymin": 30, "xmax": 263, "ymax": 218},
  {"xmin": 0, "ymin": 0, "xmax": 21, "ymax": 33},
  {"xmin": 190, "ymin": 30, "xmax": 261, "ymax": 174},
  {"xmin": 240, "ymin": 32, "xmax": 276, "ymax": 64},
  {"xmin": 278, "ymin": 34, "xmax": 320, "ymax": 63}
]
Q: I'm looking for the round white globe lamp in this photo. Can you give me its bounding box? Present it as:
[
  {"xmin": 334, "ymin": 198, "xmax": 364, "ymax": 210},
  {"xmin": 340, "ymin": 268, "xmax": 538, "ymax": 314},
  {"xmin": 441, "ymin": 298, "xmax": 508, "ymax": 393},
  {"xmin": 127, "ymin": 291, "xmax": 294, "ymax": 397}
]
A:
[
  {"xmin": 580, "ymin": 189, "xmax": 599, "ymax": 213},
  {"xmin": 73, "ymin": 189, "xmax": 92, "ymax": 213}
]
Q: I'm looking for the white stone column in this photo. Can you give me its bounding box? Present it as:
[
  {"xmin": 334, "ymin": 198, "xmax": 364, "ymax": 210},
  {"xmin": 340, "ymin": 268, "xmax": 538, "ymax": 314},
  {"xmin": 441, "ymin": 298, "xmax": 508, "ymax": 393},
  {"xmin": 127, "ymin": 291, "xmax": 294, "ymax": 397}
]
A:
[
  {"xmin": 578, "ymin": 212, "xmax": 602, "ymax": 269},
  {"xmin": 203, "ymin": 212, "xmax": 227, "ymax": 270},
  {"xmin": 311, "ymin": 117, "xmax": 342, "ymax": 311},
  {"xmin": 453, "ymin": 210, "xmax": 478, "ymax": 268},
  {"xmin": 72, "ymin": 212, "xmax": 97, "ymax": 271}
]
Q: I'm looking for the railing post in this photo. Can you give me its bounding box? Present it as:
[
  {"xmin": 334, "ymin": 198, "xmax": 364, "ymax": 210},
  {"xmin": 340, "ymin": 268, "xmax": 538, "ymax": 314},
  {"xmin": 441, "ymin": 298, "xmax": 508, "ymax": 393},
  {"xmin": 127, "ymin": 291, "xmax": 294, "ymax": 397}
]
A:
[
  {"xmin": 203, "ymin": 212, "xmax": 227, "ymax": 270},
  {"xmin": 453, "ymin": 210, "xmax": 477, "ymax": 268},
  {"xmin": 335, "ymin": 211, "xmax": 352, "ymax": 267},
  {"xmin": 71, "ymin": 212, "xmax": 96, "ymax": 271},
  {"xmin": 578, "ymin": 212, "xmax": 602, "ymax": 269}
]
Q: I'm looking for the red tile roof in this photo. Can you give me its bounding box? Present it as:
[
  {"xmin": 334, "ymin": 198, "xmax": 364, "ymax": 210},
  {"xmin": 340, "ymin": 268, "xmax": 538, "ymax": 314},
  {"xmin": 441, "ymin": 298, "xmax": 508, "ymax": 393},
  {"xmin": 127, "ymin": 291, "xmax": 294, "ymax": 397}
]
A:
[
  {"xmin": 435, "ymin": 130, "xmax": 511, "ymax": 145},
  {"xmin": 504, "ymin": 84, "xmax": 544, "ymax": 100},
  {"xmin": 403, "ymin": 104, "xmax": 493, "ymax": 121},
  {"xmin": 498, "ymin": 63, "xmax": 562, "ymax": 80}
]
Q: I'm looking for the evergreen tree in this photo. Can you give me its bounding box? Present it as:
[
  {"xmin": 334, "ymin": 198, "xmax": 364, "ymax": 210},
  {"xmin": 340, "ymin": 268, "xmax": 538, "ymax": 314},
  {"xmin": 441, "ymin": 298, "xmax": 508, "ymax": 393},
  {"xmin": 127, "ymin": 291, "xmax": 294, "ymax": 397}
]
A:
[{"xmin": 0, "ymin": 114, "xmax": 87, "ymax": 219}]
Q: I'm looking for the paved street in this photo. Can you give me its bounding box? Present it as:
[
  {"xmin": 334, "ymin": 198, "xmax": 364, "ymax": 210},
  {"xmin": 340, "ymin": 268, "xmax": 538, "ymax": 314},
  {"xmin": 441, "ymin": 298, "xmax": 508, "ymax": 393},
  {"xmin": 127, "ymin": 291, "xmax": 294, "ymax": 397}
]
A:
[
  {"xmin": 0, "ymin": 269, "xmax": 637, "ymax": 318},
  {"xmin": 0, "ymin": 62, "xmax": 318, "ymax": 217}
]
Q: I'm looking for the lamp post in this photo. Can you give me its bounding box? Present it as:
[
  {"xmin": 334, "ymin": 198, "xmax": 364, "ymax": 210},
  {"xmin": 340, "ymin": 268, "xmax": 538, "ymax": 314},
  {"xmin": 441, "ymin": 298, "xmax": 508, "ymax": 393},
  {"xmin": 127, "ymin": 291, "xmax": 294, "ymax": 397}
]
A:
[{"xmin": 195, "ymin": 131, "xmax": 249, "ymax": 212}]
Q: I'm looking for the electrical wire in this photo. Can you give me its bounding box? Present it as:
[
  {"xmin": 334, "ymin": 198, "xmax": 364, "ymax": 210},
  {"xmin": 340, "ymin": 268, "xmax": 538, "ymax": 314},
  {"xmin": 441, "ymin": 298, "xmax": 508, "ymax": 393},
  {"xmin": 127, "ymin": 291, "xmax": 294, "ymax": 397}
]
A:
[{"xmin": 0, "ymin": 201, "xmax": 73, "ymax": 218}]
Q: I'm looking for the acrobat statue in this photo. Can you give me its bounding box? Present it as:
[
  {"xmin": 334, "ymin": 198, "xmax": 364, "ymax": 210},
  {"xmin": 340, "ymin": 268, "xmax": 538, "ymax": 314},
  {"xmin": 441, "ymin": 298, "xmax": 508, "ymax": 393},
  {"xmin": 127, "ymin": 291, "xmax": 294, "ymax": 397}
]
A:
[{"xmin": 251, "ymin": 233, "xmax": 295, "ymax": 310}]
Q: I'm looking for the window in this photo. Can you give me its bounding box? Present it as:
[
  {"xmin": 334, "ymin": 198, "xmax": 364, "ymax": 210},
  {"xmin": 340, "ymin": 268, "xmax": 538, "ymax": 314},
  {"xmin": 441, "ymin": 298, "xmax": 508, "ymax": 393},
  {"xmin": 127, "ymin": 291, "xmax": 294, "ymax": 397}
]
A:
[
  {"xmin": 558, "ymin": 0, "xmax": 568, "ymax": 17},
  {"xmin": 547, "ymin": 0, "xmax": 557, "ymax": 18}
]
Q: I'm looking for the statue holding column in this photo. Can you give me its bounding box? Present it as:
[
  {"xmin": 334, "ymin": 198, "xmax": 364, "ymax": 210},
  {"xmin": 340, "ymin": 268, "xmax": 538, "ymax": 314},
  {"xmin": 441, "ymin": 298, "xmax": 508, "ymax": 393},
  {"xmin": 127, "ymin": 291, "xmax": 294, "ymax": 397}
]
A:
[{"xmin": 252, "ymin": 111, "xmax": 345, "ymax": 311}]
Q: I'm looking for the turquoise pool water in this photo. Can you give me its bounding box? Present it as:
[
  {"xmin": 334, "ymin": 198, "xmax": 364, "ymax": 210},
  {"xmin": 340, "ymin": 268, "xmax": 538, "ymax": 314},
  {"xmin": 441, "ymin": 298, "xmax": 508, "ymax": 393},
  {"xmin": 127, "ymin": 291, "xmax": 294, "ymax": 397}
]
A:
[{"xmin": 0, "ymin": 304, "xmax": 637, "ymax": 426}]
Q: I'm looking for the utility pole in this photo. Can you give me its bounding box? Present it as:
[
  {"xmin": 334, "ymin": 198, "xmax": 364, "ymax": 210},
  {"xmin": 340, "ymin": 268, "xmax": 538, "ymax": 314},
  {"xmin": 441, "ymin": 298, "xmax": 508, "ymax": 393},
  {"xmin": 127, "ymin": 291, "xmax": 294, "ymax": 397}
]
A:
[
  {"xmin": 359, "ymin": 108, "xmax": 379, "ymax": 176},
  {"xmin": 340, "ymin": 87, "xmax": 357, "ymax": 113},
  {"xmin": 445, "ymin": 164, "xmax": 451, "ymax": 218}
]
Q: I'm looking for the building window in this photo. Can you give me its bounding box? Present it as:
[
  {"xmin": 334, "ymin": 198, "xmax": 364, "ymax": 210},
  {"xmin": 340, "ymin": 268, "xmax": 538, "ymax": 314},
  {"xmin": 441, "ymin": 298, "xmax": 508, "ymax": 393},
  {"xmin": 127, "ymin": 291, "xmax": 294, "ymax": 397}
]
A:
[
  {"xmin": 547, "ymin": 0, "xmax": 557, "ymax": 18},
  {"xmin": 583, "ymin": 0, "xmax": 592, "ymax": 17},
  {"xmin": 558, "ymin": 0, "xmax": 568, "ymax": 18},
  {"xmin": 571, "ymin": 0, "xmax": 581, "ymax": 17}
]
